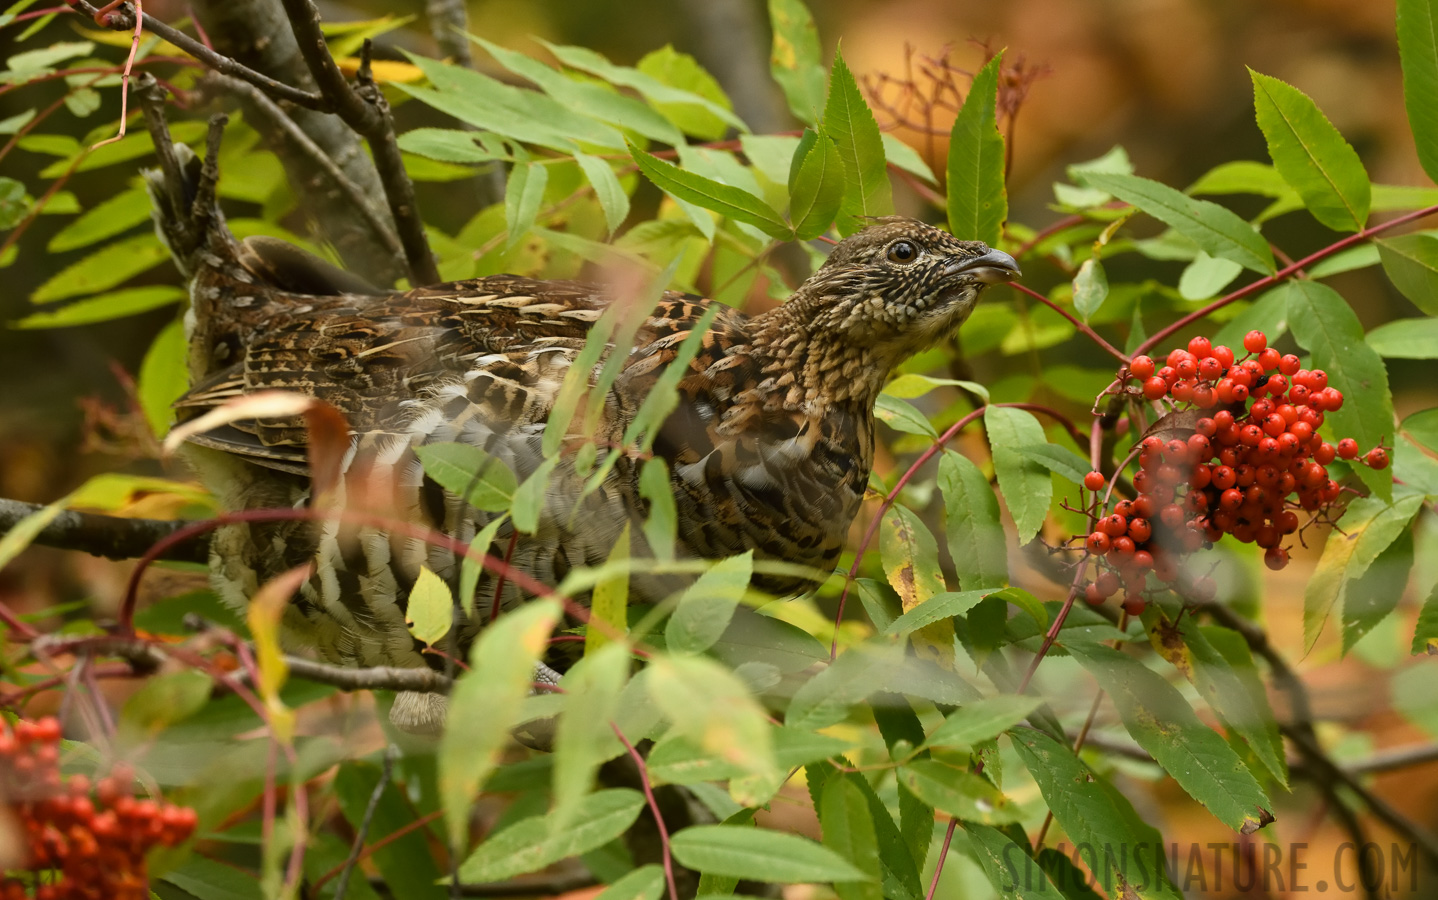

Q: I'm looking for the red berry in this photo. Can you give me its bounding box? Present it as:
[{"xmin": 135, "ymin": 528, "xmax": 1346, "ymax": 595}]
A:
[
  {"xmin": 1130, "ymin": 356, "xmax": 1155, "ymax": 379},
  {"xmin": 1188, "ymin": 336, "xmax": 1213, "ymax": 359},
  {"xmin": 1243, "ymin": 330, "xmax": 1267, "ymax": 353},
  {"xmin": 1211, "ymin": 465, "xmax": 1237, "ymax": 490},
  {"xmin": 1122, "ymin": 595, "xmax": 1148, "ymax": 616},
  {"xmin": 1142, "ymin": 376, "xmax": 1168, "ymax": 400},
  {"xmin": 1336, "ymin": 438, "xmax": 1359, "ymax": 460},
  {"xmin": 1264, "ymin": 546, "xmax": 1289, "ymax": 571},
  {"xmin": 1212, "ymin": 345, "xmax": 1235, "ymax": 369},
  {"xmin": 1257, "ymin": 348, "xmax": 1281, "ymax": 371},
  {"xmin": 1278, "ymin": 354, "xmax": 1301, "ymax": 376},
  {"xmin": 1084, "ymin": 471, "xmax": 1106, "ymax": 491},
  {"xmin": 1100, "ymin": 513, "xmax": 1128, "ymax": 536},
  {"xmin": 1096, "ymin": 571, "xmax": 1121, "ymax": 596},
  {"xmin": 1364, "ymin": 447, "xmax": 1389, "ymax": 470},
  {"xmin": 1085, "ymin": 583, "xmax": 1106, "ymax": 605},
  {"xmin": 1128, "ymin": 518, "xmax": 1153, "ymax": 542}
]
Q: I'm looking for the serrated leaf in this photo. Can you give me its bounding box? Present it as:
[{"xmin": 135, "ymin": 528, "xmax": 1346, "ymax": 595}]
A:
[
  {"xmin": 1367, "ymin": 317, "xmax": 1438, "ymax": 357},
  {"xmin": 440, "ymin": 600, "xmax": 560, "ymax": 844},
  {"xmin": 552, "ymin": 643, "xmax": 630, "ymax": 834},
  {"xmin": 1250, "ymin": 70, "xmax": 1370, "ymax": 232},
  {"xmin": 667, "ymin": 551, "xmax": 753, "ymax": 655},
  {"xmin": 670, "ymin": 825, "xmax": 871, "ymax": 883},
  {"xmin": 881, "ymin": 589, "xmax": 988, "ymax": 638},
  {"xmin": 406, "ymin": 566, "xmax": 453, "ymax": 646},
  {"xmin": 923, "ymin": 695, "xmax": 1042, "ymax": 750},
  {"xmin": 938, "ymin": 450, "xmax": 1008, "ymax": 591},
  {"xmin": 415, "ymin": 442, "xmax": 517, "ymax": 513},
  {"xmin": 946, "ymin": 52, "xmax": 1006, "ymax": 247},
  {"xmin": 1342, "ymin": 527, "xmax": 1414, "ymax": 652},
  {"xmin": 1066, "ymin": 642, "xmax": 1273, "ymax": 833},
  {"xmin": 984, "ymin": 406, "xmax": 1052, "ymax": 542},
  {"xmin": 459, "ymin": 789, "xmax": 645, "ymax": 882},
  {"xmin": 630, "ymin": 142, "xmax": 790, "ymax": 238},
  {"xmin": 1283, "ymin": 280, "xmax": 1395, "ymax": 498},
  {"xmin": 397, "ymin": 128, "xmax": 512, "ymax": 163},
  {"xmin": 1080, "ymin": 172, "xmax": 1275, "ymax": 274},
  {"xmin": 1014, "ymin": 443, "xmax": 1092, "ymax": 486},
  {"xmin": 1071, "ymin": 257, "xmax": 1108, "ymax": 320},
  {"xmin": 963, "ymin": 824, "xmax": 1064, "ymax": 900},
  {"xmin": 0, "ymin": 176, "xmax": 30, "ymax": 229},
  {"xmin": 1304, "ymin": 494, "xmax": 1424, "ymax": 651},
  {"xmin": 899, "ymin": 760, "xmax": 1023, "ymax": 825},
  {"xmin": 1398, "ymin": 0, "xmax": 1438, "ymax": 184},
  {"xmin": 788, "ymin": 130, "xmax": 844, "ymax": 239},
  {"xmin": 1009, "ymin": 727, "xmax": 1183, "ymax": 899},
  {"xmin": 1376, "ymin": 233, "xmax": 1438, "ymax": 316},
  {"xmin": 768, "ymin": 0, "xmax": 826, "ymax": 123},
  {"xmin": 31, "ymin": 233, "xmax": 167, "ymax": 303},
  {"xmin": 12, "ymin": 286, "xmax": 183, "ymax": 329},
  {"xmin": 880, "ymin": 504, "xmax": 954, "ymax": 666},
  {"xmin": 872, "ymin": 393, "xmax": 938, "ymax": 438},
  {"xmin": 822, "ymin": 50, "xmax": 893, "ymax": 235},
  {"xmin": 883, "ymin": 374, "xmax": 988, "ymax": 401},
  {"xmin": 575, "ymin": 152, "xmax": 631, "ymax": 235},
  {"xmin": 820, "ymin": 776, "xmax": 884, "ymax": 900},
  {"xmin": 635, "ymin": 45, "xmax": 738, "ymax": 141}
]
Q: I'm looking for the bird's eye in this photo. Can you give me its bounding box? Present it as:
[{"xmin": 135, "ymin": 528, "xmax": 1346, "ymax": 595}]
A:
[{"xmin": 887, "ymin": 240, "xmax": 918, "ymax": 264}]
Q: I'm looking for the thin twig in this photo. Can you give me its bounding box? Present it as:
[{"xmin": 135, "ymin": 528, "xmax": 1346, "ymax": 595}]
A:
[
  {"xmin": 334, "ymin": 745, "xmax": 399, "ymax": 900},
  {"xmin": 88, "ymin": 0, "xmax": 143, "ymax": 150},
  {"xmin": 924, "ymin": 817, "xmax": 959, "ymax": 900},
  {"xmin": 1010, "ymin": 282, "xmax": 1129, "ymax": 363},
  {"xmin": 613, "ymin": 723, "xmax": 678, "ymax": 900}
]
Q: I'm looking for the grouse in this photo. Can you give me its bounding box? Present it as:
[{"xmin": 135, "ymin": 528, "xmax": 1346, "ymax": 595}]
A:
[{"xmin": 145, "ymin": 116, "xmax": 1019, "ymax": 730}]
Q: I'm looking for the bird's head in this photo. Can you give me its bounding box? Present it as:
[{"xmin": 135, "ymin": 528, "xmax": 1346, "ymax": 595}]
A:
[{"xmin": 753, "ymin": 217, "xmax": 1019, "ymax": 403}]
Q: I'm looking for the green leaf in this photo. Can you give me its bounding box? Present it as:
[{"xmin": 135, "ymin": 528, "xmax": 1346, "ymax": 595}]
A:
[
  {"xmin": 334, "ymin": 761, "xmax": 446, "ymax": 900},
  {"xmin": 1307, "ymin": 243, "xmax": 1381, "ymax": 279},
  {"xmin": 788, "ymin": 130, "xmax": 844, "ymax": 239},
  {"xmin": 575, "ymin": 152, "xmax": 631, "ymax": 236},
  {"xmin": 552, "ymin": 644, "xmax": 630, "ymax": 833},
  {"xmin": 635, "ymin": 45, "xmax": 739, "ymax": 141},
  {"xmin": 1403, "ymin": 407, "xmax": 1438, "ymax": 451},
  {"xmin": 1071, "ymin": 257, "xmax": 1108, "ymax": 320},
  {"xmin": 414, "ymin": 442, "xmax": 517, "ymax": 513},
  {"xmin": 872, "ymin": 393, "xmax": 937, "ymax": 438},
  {"xmin": 397, "ymin": 128, "xmax": 513, "ymax": 163},
  {"xmin": 459, "ymin": 517, "xmax": 506, "ymax": 617},
  {"xmin": 1398, "ymin": 0, "xmax": 1438, "ymax": 184},
  {"xmin": 1066, "ymin": 642, "xmax": 1273, "ymax": 833},
  {"xmin": 161, "ymin": 856, "xmax": 263, "ymax": 900},
  {"xmin": 820, "ymin": 777, "xmax": 884, "ymax": 900},
  {"xmin": 768, "ymin": 0, "xmax": 826, "ymax": 123},
  {"xmin": 1283, "ymin": 280, "xmax": 1395, "ymax": 498},
  {"xmin": 11, "ymin": 285, "xmax": 183, "ymax": 329},
  {"xmin": 440, "ymin": 599, "xmax": 560, "ymax": 844},
  {"xmin": 1376, "ymin": 233, "xmax": 1438, "ymax": 315},
  {"xmin": 505, "ymin": 160, "xmax": 549, "ymax": 251},
  {"xmin": 5, "ymin": 41, "xmax": 95, "ymax": 75},
  {"xmin": 639, "ymin": 458, "xmax": 677, "ymax": 563},
  {"xmin": 963, "ymin": 824, "xmax": 1064, "ymax": 900},
  {"xmin": 117, "ymin": 670, "xmax": 213, "ymax": 745},
  {"xmin": 669, "ymin": 825, "xmax": 871, "ymax": 883},
  {"xmin": 30, "ymin": 233, "xmax": 167, "ymax": 303},
  {"xmin": 1367, "ymin": 317, "xmax": 1438, "ymax": 357},
  {"xmin": 1080, "ymin": 172, "xmax": 1275, "ymax": 274},
  {"xmin": 923, "ymin": 695, "xmax": 1042, "ymax": 749},
  {"xmin": 881, "ymin": 589, "xmax": 987, "ymax": 639},
  {"xmin": 938, "ymin": 451, "xmax": 1008, "ymax": 591},
  {"xmin": 1177, "ymin": 252, "xmax": 1243, "ymax": 301},
  {"xmin": 883, "ymin": 374, "xmax": 988, "ymax": 401},
  {"xmin": 1250, "ymin": 70, "xmax": 1370, "ymax": 232},
  {"xmin": 459, "ymin": 789, "xmax": 646, "ymax": 882},
  {"xmin": 649, "ymin": 726, "xmax": 851, "ymax": 784},
  {"xmin": 1145, "ymin": 613, "xmax": 1289, "ymax": 787},
  {"xmin": 1009, "ymin": 727, "xmax": 1182, "ymax": 899},
  {"xmin": 470, "ymin": 36, "xmax": 684, "ymax": 146},
  {"xmin": 1015, "ymin": 443, "xmax": 1092, "ymax": 486},
  {"xmin": 648, "ymin": 654, "xmax": 777, "ymax": 791},
  {"xmin": 595, "ymin": 865, "xmax": 666, "ymax": 900},
  {"xmin": 946, "ymin": 52, "xmax": 1007, "ymax": 247},
  {"xmin": 899, "ymin": 759, "xmax": 1023, "ymax": 825},
  {"xmin": 667, "ymin": 551, "xmax": 753, "ymax": 655},
  {"xmin": 882, "ymin": 133, "xmax": 937, "ymax": 184},
  {"xmin": 629, "ymin": 142, "xmax": 790, "ymax": 238},
  {"xmin": 1213, "ymin": 285, "xmax": 1289, "ymax": 350},
  {"xmin": 1413, "ymin": 581, "xmax": 1438, "ymax": 655},
  {"xmin": 1342, "ymin": 527, "xmax": 1414, "ymax": 653},
  {"xmin": 0, "ymin": 176, "xmax": 30, "ymax": 229},
  {"xmin": 137, "ymin": 318, "xmax": 187, "ymax": 438},
  {"xmin": 406, "ymin": 566, "xmax": 453, "ymax": 646},
  {"xmin": 984, "ymin": 406, "xmax": 1052, "ymax": 542},
  {"xmin": 822, "ymin": 49, "xmax": 893, "ymax": 235},
  {"xmin": 880, "ymin": 504, "xmax": 954, "ymax": 664},
  {"xmin": 1304, "ymin": 494, "xmax": 1425, "ymax": 651}
]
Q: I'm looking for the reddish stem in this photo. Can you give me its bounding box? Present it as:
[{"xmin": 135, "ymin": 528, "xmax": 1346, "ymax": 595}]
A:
[
  {"xmin": 1010, "ymin": 282, "xmax": 1129, "ymax": 364},
  {"xmin": 613, "ymin": 722, "xmax": 678, "ymax": 900},
  {"xmin": 310, "ymin": 810, "xmax": 444, "ymax": 892},
  {"xmin": 89, "ymin": 0, "xmax": 143, "ymax": 150},
  {"xmin": 925, "ymin": 817, "xmax": 960, "ymax": 900},
  {"xmin": 1134, "ymin": 203, "xmax": 1438, "ymax": 357},
  {"xmin": 488, "ymin": 530, "xmax": 520, "ymax": 624}
]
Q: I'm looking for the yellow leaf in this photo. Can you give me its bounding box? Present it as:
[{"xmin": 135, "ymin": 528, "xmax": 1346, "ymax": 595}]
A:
[
  {"xmin": 247, "ymin": 565, "xmax": 311, "ymax": 744},
  {"xmin": 336, "ymin": 58, "xmax": 425, "ymax": 83}
]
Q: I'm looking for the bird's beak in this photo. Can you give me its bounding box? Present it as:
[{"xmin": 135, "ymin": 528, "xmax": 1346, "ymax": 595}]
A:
[{"xmin": 951, "ymin": 249, "xmax": 1021, "ymax": 284}]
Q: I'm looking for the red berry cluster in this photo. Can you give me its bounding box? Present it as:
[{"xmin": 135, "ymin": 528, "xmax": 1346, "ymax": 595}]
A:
[
  {"xmin": 1, "ymin": 717, "xmax": 197, "ymax": 900},
  {"xmin": 1081, "ymin": 331, "xmax": 1387, "ymax": 616}
]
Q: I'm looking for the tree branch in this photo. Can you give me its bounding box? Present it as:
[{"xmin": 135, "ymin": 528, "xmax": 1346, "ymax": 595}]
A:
[
  {"xmin": 0, "ymin": 498, "xmax": 208, "ymax": 564},
  {"xmin": 276, "ymin": 0, "xmax": 440, "ymax": 285}
]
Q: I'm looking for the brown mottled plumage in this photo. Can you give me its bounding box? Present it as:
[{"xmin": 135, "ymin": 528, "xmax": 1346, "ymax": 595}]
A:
[{"xmin": 146, "ymin": 130, "xmax": 1018, "ymax": 731}]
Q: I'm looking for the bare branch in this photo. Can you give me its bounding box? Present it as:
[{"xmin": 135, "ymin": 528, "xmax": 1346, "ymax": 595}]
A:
[
  {"xmin": 425, "ymin": 0, "xmax": 474, "ymax": 68},
  {"xmin": 0, "ymin": 498, "xmax": 208, "ymax": 564}
]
